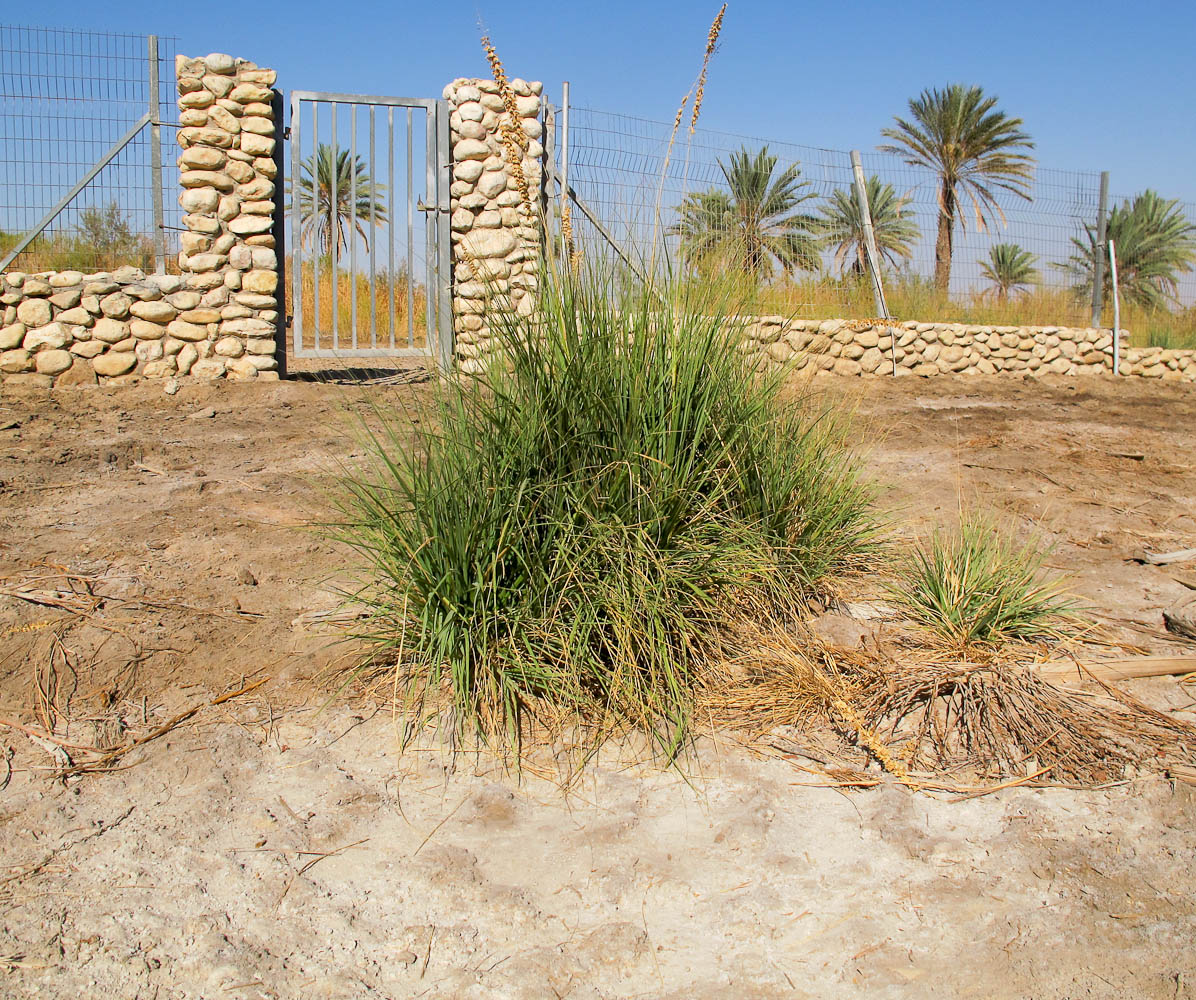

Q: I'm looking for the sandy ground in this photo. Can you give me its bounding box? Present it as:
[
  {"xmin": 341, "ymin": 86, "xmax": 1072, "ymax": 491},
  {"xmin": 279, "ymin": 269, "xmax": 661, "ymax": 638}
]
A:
[{"xmin": 1, "ymin": 370, "xmax": 1195, "ymax": 998}]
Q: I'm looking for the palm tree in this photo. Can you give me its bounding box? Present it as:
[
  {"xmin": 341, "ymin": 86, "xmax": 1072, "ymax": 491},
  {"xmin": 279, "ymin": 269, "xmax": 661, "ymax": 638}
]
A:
[
  {"xmin": 816, "ymin": 175, "xmax": 919, "ymax": 278},
  {"xmin": 297, "ymin": 144, "xmax": 387, "ymax": 255},
  {"xmin": 1060, "ymin": 190, "xmax": 1196, "ymax": 310},
  {"xmin": 879, "ymin": 84, "xmax": 1035, "ymax": 293},
  {"xmin": 671, "ymin": 146, "xmax": 821, "ymax": 281},
  {"xmin": 981, "ymin": 243, "xmax": 1039, "ymax": 301}
]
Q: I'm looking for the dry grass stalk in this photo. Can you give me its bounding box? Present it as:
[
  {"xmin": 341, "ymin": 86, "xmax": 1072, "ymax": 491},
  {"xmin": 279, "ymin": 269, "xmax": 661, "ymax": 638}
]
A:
[
  {"xmin": 652, "ymin": 5, "xmax": 728, "ymax": 271},
  {"xmin": 702, "ymin": 624, "xmax": 1196, "ymax": 789},
  {"xmin": 480, "ymin": 34, "xmax": 535, "ymax": 223},
  {"xmin": 690, "ymin": 4, "xmax": 726, "ymax": 132}
]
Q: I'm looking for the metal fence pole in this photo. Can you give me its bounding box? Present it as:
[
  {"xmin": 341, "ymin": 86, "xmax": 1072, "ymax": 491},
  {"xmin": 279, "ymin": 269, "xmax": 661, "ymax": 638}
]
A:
[
  {"xmin": 1109, "ymin": 239, "xmax": 1121, "ymax": 376},
  {"xmin": 850, "ymin": 150, "xmax": 896, "ymax": 375},
  {"xmin": 148, "ymin": 35, "xmax": 166, "ymax": 274},
  {"xmin": 542, "ymin": 104, "xmax": 556, "ymax": 261},
  {"xmin": 1091, "ymin": 170, "xmax": 1109, "ymax": 328},
  {"xmin": 560, "ymin": 81, "xmax": 570, "ymax": 259}
]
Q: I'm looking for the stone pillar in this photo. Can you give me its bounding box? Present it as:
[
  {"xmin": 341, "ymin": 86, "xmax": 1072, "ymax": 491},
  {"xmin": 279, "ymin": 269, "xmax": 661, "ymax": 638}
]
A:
[
  {"xmin": 174, "ymin": 53, "xmax": 281, "ymax": 380},
  {"xmin": 443, "ymin": 77, "xmax": 544, "ymax": 373}
]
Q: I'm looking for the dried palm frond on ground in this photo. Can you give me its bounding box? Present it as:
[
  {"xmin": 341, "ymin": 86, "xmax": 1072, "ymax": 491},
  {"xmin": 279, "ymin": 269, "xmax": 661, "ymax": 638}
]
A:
[{"xmin": 703, "ymin": 626, "xmax": 1196, "ymax": 790}]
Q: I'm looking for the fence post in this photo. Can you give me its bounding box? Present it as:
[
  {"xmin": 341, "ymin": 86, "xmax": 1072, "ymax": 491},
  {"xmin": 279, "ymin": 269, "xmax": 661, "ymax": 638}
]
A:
[
  {"xmin": 542, "ymin": 104, "xmax": 556, "ymax": 263},
  {"xmin": 147, "ymin": 35, "xmax": 166, "ymax": 274},
  {"xmin": 1109, "ymin": 239, "xmax": 1121, "ymax": 376},
  {"xmin": 560, "ymin": 81, "xmax": 571, "ymax": 260},
  {"xmin": 272, "ymin": 87, "xmax": 289, "ymax": 379},
  {"xmin": 850, "ymin": 150, "xmax": 896, "ymax": 375},
  {"xmin": 1090, "ymin": 170, "xmax": 1109, "ymax": 328}
]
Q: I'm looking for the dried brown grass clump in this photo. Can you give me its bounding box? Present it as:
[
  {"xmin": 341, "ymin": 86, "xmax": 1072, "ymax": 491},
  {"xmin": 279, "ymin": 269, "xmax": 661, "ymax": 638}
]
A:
[
  {"xmin": 480, "ymin": 34, "xmax": 534, "ymax": 221},
  {"xmin": 703, "ymin": 626, "xmax": 1196, "ymax": 789}
]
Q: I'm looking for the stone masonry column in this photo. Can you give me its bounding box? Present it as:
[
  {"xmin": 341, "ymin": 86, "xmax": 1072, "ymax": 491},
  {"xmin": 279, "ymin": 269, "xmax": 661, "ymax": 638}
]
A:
[
  {"xmin": 174, "ymin": 53, "xmax": 281, "ymax": 379},
  {"xmin": 442, "ymin": 77, "xmax": 544, "ymax": 373}
]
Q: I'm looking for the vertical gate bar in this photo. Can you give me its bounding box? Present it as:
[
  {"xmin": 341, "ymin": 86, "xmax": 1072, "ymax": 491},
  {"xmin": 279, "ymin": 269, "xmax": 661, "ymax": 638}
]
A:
[
  {"xmin": 350, "ymin": 108, "xmax": 358, "ymax": 350},
  {"xmin": 424, "ymin": 106, "xmax": 435, "ymax": 352},
  {"xmin": 330, "ymin": 102, "xmax": 339, "ymax": 351},
  {"xmin": 291, "ymin": 93, "xmax": 303, "ymax": 359},
  {"xmin": 388, "ymin": 107, "xmax": 395, "ymax": 351},
  {"xmin": 369, "ymin": 106, "xmax": 377, "ymax": 349},
  {"xmin": 436, "ymin": 100, "xmax": 452, "ymax": 370},
  {"xmin": 147, "ymin": 35, "xmax": 166, "ymax": 274},
  {"xmin": 406, "ymin": 108, "xmax": 414, "ymax": 349},
  {"xmin": 311, "ymin": 101, "xmax": 320, "ymax": 352}
]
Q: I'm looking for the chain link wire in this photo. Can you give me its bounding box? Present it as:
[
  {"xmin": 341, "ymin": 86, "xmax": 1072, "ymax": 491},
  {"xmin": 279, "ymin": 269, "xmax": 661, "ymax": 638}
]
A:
[
  {"xmin": 0, "ymin": 25, "xmax": 180, "ymax": 274},
  {"xmin": 561, "ymin": 105, "xmax": 1195, "ymax": 342}
]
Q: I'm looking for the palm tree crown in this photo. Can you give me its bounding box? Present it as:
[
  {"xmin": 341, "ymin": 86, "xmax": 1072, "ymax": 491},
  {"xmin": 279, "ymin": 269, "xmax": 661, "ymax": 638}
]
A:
[
  {"xmin": 671, "ymin": 146, "xmax": 821, "ymax": 281},
  {"xmin": 817, "ymin": 175, "xmax": 920, "ymax": 277},
  {"xmin": 1061, "ymin": 190, "xmax": 1196, "ymax": 310},
  {"xmin": 297, "ymin": 144, "xmax": 387, "ymax": 256},
  {"xmin": 981, "ymin": 243, "xmax": 1039, "ymax": 300},
  {"xmin": 879, "ymin": 84, "xmax": 1035, "ymax": 293}
]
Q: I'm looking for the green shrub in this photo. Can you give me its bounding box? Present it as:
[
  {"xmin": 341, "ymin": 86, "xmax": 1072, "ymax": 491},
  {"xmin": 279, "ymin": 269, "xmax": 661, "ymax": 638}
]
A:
[
  {"xmin": 329, "ymin": 267, "xmax": 880, "ymax": 756},
  {"xmin": 888, "ymin": 514, "xmax": 1082, "ymax": 647}
]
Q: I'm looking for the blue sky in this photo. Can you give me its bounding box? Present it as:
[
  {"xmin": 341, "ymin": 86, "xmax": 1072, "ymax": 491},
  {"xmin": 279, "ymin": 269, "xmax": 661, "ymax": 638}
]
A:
[{"xmin": 38, "ymin": 0, "xmax": 1196, "ymax": 205}]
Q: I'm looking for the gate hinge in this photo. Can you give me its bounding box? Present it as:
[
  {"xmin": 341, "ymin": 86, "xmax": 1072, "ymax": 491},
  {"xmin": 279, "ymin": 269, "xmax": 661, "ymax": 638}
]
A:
[{"xmin": 283, "ymin": 126, "xmax": 292, "ymax": 140}]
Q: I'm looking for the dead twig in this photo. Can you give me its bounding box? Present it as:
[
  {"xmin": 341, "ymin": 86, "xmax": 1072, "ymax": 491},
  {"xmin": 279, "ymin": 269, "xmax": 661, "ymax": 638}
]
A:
[{"xmin": 59, "ymin": 676, "xmax": 270, "ymax": 777}]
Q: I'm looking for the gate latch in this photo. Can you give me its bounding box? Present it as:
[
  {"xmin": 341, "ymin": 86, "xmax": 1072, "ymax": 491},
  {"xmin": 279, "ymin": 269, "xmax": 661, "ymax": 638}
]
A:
[{"xmin": 416, "ymin": 200, "xmax": 449, "ymax": 214}]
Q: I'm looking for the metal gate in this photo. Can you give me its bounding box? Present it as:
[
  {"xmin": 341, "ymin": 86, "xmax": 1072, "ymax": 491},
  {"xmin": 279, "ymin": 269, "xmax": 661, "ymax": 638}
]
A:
[{"xmin": 288, "ymin": 91, "xmax": 452, "ymax": 368}]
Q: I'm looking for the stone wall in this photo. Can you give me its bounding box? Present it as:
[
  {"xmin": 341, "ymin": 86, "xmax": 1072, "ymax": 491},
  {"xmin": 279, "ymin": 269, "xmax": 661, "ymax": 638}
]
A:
[
  {"xmin": 0, "ymin": 268, "xmax": 199, "ymax": 386},
  {"xmin": 0, "ymin": 52, "xmax": 283, "ymax": 388},
  {"xmin": 173, "ymin": 53, "xmax": 281, "ymax": 380},
  {"xmin": 444, "ymin": 77, "xmax": 543, "ymax": 374},
  {"xmin": 742, "ymin": 317, "xmax": 1196, "ymax": 382}
]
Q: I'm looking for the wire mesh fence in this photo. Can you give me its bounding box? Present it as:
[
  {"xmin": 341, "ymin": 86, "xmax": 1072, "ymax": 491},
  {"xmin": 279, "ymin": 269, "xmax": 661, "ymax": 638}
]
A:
[
  {"xmin": 559, "ymin": 105, "xmax": 1196, "ymax": 346},
  {"xmin": 0, "ymin": 25, "xmax": 179, "ymax": 274}
]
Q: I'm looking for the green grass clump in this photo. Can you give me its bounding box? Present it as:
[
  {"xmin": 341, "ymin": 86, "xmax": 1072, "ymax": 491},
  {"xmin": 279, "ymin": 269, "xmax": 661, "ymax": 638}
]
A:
[
  {"xmin": 330, "ymin": 267, "xmax": 880, "ymax": 757},
  {"xmin": 888, "ymin": 514, "xmax": 1082, "ymax": 648}
]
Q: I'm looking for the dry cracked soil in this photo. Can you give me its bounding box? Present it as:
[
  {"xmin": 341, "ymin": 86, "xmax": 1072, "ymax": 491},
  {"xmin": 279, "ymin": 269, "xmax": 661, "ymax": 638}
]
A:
[{"xmin": 1, "ymin": 369, "xmax": 1195, "ymax": 998}]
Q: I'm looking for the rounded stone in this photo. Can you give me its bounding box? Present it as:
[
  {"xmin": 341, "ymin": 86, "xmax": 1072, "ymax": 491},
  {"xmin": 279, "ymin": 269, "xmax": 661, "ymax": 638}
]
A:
[
  {"xmin": 202, "ymin": 73, "xmax": 236, "ymax": 98},
  {"xmin": 191, "ymin": 358, "xmax": 227, "ymax": 378},
  {"xmin": 453, "ymin": 138, "xmax": 490, "ymax": 162},
  {"xmin": 92, "ymin": 351, "xmax": 138, "ymax": 377},
  {"xmin": 180, "ymin": 169, "xmax": 234, "ymax": 192},
  {"xmin": 23, "ymin": 323, "xmax": 70, "ymax": 350},
  {"xmin": 0, "ymin": 323, "xmax": 25, "ymax": 349},
  {"xmin": 240, "ymin": 116, "xmax": 273, "ymax": 136},
  {"xmin": 454, "ymin": 160, "xmax": 484, "ymax": 183},
  {"xmin": 180, "ymin": 146, "xmax": 226, "ymax": 170},
  {"xmin": 228, "ymin": 216, "xmax": 273, "ymax": 236},
  {"xmin": 35, "ymin": 349, "xmax": 73, "ymax": 375},
  {"xmin": 16, "ymin": 299, "xmax": 52, "ymax": 327},
  {"xmin": 214, "ymin": 336, "xmax": 245, "ymax": 357},
  {"xmin": 242, "ymin": 270, "xmax": 277, "ymax": 294},
  {"xmin": 204, "ymin": 53, "xmax": 237, "ymax": 74},
  {"xmin": 130, "ymin": 300, "xmax": 177, "ymax": 323},
  {"xmin": 240, "ymin": 133, "xmax": 275, "ymax": 157},
  {"xmin": 93, "ymin": 318, "xmax": 130, "ymax": 344},
  {"xmin": 0, "ymin": 349, "xmax": 33, "ymax": 373},
  {"xmin": 167, "ymin": 320, "xmax": 208, "ymax": 342},
  {"xmin": 179, "ymin": 90, "xmax": 215, "ymax": 110}
]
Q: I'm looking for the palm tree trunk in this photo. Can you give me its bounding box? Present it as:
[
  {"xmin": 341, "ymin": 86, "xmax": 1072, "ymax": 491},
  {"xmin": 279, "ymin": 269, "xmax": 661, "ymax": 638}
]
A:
[{"xmin": 934, "ymin": 180, "xmax": 956, "ymax": 294}]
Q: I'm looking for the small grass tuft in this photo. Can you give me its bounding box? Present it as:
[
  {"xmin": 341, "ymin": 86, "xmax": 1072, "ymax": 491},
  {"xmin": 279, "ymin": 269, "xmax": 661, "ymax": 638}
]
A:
[{"xmin": 888, "ymin": 514, "xmax": 1083, "ymax": 648}]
